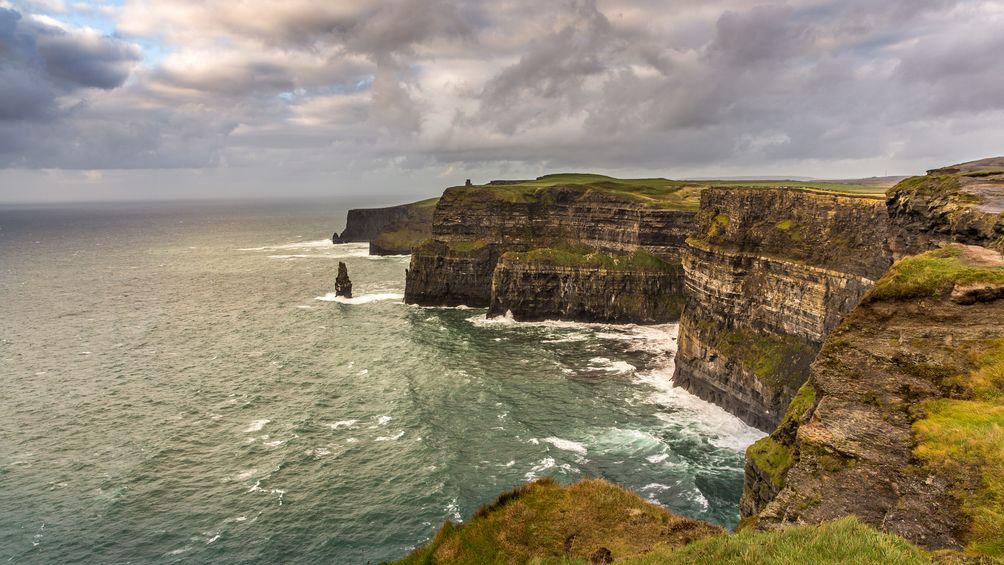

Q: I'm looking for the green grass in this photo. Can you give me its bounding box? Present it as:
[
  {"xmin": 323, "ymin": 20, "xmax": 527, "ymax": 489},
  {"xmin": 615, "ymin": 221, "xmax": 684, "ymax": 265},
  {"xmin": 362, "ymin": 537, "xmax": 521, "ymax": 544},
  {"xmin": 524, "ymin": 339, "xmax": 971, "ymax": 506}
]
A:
[
  {"xmin": 447, "ymin": 239, "xmax": 489, "ymax": 253},
  {"xmin": 913, "ymin": 339, "xmax": 1004, "ymax": 558},
  {"xmin": 746, "ymin": 382, "xmax": 817, "ymax": 489},
  {"xmin": 619, "ymin": 517, "xmax": 932, "ymax": 565},
  {"xmin": 448, "ymin": 174, "xmax": 885, "ymax": 212},
  {"xmin": 411, "ymin": 197, "xmax": 441, "ymax": 208},
  {"xmin": 393, "ymin": 478, "xmax": 723, "ymax": 565},
  {"xmin": 866, "ymin": 246, "xmax": 1004, "ymax": 302},
  {"xmin": 747, "ymin": 438, "xmax": 795, "ymax": 489},
  {"xmin": 503, "ymin": 247, "xmax": 679, "ymax": 273}
]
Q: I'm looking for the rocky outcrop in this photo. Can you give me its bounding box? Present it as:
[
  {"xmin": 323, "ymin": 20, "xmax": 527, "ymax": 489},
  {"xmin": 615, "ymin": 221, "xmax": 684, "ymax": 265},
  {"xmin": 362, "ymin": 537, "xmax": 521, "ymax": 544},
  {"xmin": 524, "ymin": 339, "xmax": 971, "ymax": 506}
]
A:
[
  {"xmin": 335, "ymin": 261, "xmax": 352, "ymax": 298},
  {"xmin": 334, "ymin": 198, "xmax": 438, "ymax": 255},
  {"xmin": 404, "ymin": 240, "xmax": 503, "ymax": 307},
  {"xmin": 672, "ymin": 188, "xmax": 893, "ymax": 431},
  {"xmin": 887, "ymin": 156, "xmax": 1004, "ymax": 257},
  {"xmin": 742, "ymin": 244, "xmax": 1004, "ymax": 555},
  {"xmin": 405, "ymin": 180, "xmax": 697, "ymax": 320}
]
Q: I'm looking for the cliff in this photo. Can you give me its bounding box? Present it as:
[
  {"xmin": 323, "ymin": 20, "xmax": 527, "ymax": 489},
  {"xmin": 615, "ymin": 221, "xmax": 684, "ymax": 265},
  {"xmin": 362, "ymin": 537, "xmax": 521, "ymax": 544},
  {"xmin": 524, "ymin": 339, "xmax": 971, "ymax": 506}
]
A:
[
  {"xmin": 405, "ymin": 175, "xmax": 698, "ymax": 322},
  {"xmin": 742, "ymin": 244, "xmax": 1004, "ymax": 558},
  {"xmin": 887, "ymin": 156, "xmax": 1004, "ymax": 257},
  {"xmin": 334, "ymin": 197, "xmax": 438, "ymax": 255},
  {"xmin": 488, "ymin": 248, "xmax": 686, "ymax": 323},
  {"xmin": 672, "ymin": 188, "xmax": 893, "ymax": 431}
]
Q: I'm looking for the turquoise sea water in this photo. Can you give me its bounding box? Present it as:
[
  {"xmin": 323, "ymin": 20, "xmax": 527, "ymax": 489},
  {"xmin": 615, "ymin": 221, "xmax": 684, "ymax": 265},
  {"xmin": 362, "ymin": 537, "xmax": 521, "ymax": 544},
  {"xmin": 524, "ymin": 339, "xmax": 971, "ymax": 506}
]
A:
[{"xmin": 0, "ymin": 200, "xmax": 761, "ymax": 563}]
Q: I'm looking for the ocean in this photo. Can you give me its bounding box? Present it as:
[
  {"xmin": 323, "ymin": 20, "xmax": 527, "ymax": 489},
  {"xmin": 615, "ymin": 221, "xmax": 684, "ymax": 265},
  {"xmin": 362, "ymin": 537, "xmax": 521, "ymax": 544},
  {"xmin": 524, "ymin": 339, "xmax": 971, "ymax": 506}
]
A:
[{"xmin": 0, "ymin": 200, "xmax": 762, "ymax": 563}]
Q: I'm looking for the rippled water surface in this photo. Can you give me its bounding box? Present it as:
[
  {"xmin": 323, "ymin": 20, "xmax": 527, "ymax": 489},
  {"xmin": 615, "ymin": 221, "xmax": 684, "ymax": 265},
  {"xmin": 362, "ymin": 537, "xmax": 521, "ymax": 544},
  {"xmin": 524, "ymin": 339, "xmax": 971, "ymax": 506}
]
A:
[{"xmin": 0, "ymin": 200, "xmax": 761, "ymax": 563}]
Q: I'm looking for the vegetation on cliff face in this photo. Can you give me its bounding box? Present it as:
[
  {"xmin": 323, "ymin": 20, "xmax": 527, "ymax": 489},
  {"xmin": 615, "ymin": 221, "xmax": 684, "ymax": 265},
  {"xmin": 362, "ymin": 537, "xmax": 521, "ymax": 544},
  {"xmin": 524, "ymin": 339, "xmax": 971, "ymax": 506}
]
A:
[
  {"xmin": 746, "ymin": 383, "xmax": 817, "ymax": 492},
  {"xmin": 393, "ymin": 479, "xmax": 931, "ymax": 565},
  {"xmin": 366, "ymin": 197, "xmax": 440, "ymax": 254},
  {"xmin": 694, "ymin": 321, "xmax": 816, "ymax": 389},
  {"xmin": 394, "ymin": 478, "xmax": 722, "ymax": 565},
  {"xmin": 913, "ymin": 338, "xmax": 1004, "ymax": 557},
  {"xmin": 502, "ymin": 247, "xmax": 679, "ymax": 273}
]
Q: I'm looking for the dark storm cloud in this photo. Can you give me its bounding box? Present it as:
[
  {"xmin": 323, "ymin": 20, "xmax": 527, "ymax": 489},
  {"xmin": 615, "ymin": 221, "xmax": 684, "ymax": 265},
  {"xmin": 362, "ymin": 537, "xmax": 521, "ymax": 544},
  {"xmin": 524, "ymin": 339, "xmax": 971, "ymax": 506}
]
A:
[{"xmin": 0, "ymin": 7, "xmax": 139, "ymax": 119}]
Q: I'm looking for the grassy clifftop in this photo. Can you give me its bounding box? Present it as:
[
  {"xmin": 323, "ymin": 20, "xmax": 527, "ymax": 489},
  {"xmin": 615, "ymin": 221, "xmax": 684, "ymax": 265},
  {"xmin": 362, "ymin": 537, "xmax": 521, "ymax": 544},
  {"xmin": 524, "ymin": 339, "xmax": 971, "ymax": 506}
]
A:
[
  {"xmin": 392, "ymin": 479, "xmax": 931, "ymax": 564},
  {"xmin": 447, "ymin": 174, "xmax": 887, "ymax": 211}
]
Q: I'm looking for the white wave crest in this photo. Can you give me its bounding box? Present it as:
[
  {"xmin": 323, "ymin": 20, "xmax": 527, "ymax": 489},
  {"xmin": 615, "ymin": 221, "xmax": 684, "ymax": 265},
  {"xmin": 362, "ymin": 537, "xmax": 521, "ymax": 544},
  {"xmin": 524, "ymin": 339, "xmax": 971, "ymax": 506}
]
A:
[
  {"xmin": 243, "ymin": 419, "xmax": 270, "ymax": 433},
  {"xmin": 240, "ymin": 240, "xmax": 353, "ymax": 251},
  {"xmin": 315, "ymin": 293, "xmax": 403, "ymax": 304},
  {"xmin": 328, "ymin": 420, "xmax": 358, "ymax": 430},
  {"xmin": 542, "ymin": 437, "xmax": 588, "ymax": 455},
  {"xmin": 587, "ymin": 357, "xmax": 636, "ymax": 374}
]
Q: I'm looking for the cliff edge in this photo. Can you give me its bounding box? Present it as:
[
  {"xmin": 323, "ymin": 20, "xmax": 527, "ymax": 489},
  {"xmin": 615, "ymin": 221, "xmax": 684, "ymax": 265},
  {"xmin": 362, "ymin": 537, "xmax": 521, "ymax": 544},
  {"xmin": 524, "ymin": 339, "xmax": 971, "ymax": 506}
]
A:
[{"xmin": 887, "ymin": 156, "xmax": 1004, "ymax": 257}]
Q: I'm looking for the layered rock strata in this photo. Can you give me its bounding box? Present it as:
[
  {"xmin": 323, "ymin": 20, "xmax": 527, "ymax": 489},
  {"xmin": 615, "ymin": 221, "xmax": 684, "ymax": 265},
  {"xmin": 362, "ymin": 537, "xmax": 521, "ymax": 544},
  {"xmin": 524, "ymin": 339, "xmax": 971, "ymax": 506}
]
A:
[
  {"xmin": 742, "ymin": 244, "xmax": 1004, "ymax": 554},
  {"xmin": 405, "ymin": 182, "xmax": 697, "ymax": 322},
  {"xmin": 488, "ymin": 252, "xmax": 685, "ymax": 323},
  {"xmin": 672, "ymin": 188, "xmax": 893, "ymax": 431}
]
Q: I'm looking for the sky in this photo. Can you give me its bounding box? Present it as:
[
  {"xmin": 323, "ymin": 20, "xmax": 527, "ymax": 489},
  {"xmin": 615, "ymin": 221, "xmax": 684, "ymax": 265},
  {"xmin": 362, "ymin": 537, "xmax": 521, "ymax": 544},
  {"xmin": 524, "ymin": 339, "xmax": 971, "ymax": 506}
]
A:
[{"xmin": 0, "ymin": 0, "xmax": 1002, "ymax": 203}]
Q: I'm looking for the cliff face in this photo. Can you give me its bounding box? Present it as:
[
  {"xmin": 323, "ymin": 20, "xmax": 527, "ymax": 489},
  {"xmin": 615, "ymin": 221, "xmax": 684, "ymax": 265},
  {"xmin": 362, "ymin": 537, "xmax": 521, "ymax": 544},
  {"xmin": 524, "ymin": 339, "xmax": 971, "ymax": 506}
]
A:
[
  {"xmin": 430, "ymin": 184, "xmax": 695, "ymax": 257},
  {"xmin": 742, "ymin": 244, "xmax": 1004, "ymax": 555},
  {"xmin": 335, "ymin": 198, "xmax": 438, "ymax": 255},
  {"xmin": 336, "ymin": 204, "xmax": 412, "ymax": 242},
  {"xmin": 672, "ymin": 188, "xmax": 893, "ymax": 431},
  {"xmin": 404, "ymin": 179, "xmax": 697, "ymax": 322},
  {"xmin": 887, "ymin": 157, "xmax": 1004, "ymax": 257},
  {"xmin": 404, "ymin": 240, "xmax": 502, "ymax": 307},
  {"xmin": 488, "ymin": 252, "xmax": 686, "ymax": 323}
]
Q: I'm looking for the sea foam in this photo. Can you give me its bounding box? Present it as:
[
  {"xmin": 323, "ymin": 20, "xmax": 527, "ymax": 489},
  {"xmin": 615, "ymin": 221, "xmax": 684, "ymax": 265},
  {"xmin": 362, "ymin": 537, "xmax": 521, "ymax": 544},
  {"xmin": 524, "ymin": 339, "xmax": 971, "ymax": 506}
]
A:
[{"xmin": 315, "ymin": 293, "xmax": 403, "ymax": 304}]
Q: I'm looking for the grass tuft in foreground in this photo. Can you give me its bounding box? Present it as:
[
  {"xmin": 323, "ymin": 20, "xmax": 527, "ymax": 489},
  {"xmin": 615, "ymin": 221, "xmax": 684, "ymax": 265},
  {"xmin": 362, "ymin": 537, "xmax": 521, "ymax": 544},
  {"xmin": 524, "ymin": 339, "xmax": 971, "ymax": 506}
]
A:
[
  {"xmin": 393, "ymin": 478, "xmax": 722, "ymax": 564},
  {"xmin": 619, "ymin": 517, "xmax": 932, "ymax": 565}
]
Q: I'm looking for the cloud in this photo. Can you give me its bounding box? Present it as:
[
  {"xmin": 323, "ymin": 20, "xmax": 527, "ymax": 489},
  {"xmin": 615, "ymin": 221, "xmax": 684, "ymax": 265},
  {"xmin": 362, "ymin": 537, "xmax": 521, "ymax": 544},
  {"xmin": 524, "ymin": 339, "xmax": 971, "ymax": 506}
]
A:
[
  {"xmin": 1, "ymin": 0, "xmax": 1004, "ymax": 189},
  {"xmin": 0, "ymin": 7, "xmax": 140, "ymax": 120}
]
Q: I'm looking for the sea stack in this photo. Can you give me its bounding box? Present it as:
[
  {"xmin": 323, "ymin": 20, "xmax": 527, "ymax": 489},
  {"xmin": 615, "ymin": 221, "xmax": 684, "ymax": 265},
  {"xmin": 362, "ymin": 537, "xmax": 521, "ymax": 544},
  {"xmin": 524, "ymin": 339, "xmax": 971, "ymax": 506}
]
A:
[{"xmin": 335, "ymin": 261, "xmax": 352, "ymax": 298}]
